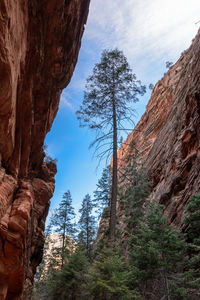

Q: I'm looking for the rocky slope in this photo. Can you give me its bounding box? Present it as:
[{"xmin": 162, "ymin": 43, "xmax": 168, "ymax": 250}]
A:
[
  {"xmin": 118, "ymin": 29, "xmax": 200, "ymax": 226},
  {"xmin": 0, "ymin": 0, "xmax": 90, "ymax": 299}
]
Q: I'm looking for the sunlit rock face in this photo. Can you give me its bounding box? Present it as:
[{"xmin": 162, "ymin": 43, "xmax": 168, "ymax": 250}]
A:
[
  {"xmin": 0, "ymin": 0, "xmax": 90, "ymax": 298},
  {"xmin": 118, "ymin": 29, "xmax": 200, "ymax": 226}
]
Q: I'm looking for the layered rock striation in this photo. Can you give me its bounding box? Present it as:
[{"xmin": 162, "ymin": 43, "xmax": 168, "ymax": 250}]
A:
[
  {"xmin": 0, "ymin": 0, "xmax": 90, "ymax": 299},
  {"xmin": 118, "ymin": 29, "xmax": 200, "ymax": 226}
]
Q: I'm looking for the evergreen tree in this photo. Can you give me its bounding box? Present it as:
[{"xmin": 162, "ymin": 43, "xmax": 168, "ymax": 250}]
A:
[
  {"xmin": 50, "ymin": 190, "xmax": 76, "ymax": 268},
  {"xmin": 119, "ymin": 141, "xmax": 150, "ymax": 237},
  {"xmin": 184, "ymin": 193, "xmax": 200, "ymax": 246},
  {"xmin": 128, "ymin": 200, "xmax": 188, "ymax": 299},
  {"xmin": 47, "ymin": 249, "xmax": 89, "ymax": 300},
  {"xmin": 76, "ymin": 49, "xmax": 146, "ymax": 241},
  {"xmin": 78, "ymin": 194, "xmax": 96, "ymax": 257},
  {"xmin": 149, "ymin": 83, "xmax": 154, "ymax": 90},
  {"xmin": 166, "ymin": 61, "xmax": 173, "ymax": 69},
  {"xmin": 93, "ymin": 166, "xmax": 111, "ymax": 219},
  {"xmin": 123, "ymin": 168, "xmax": 150, "ymax": 237},
  {"xmin": 183, "ymin": 194, "xmax": 200, "ymax": 294},
  {"xmin": 85, "ymin": 247, "xmax": 137, "ymax": 299}
]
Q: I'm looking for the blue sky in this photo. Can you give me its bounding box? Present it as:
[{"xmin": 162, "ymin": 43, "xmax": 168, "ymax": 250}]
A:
[{"xmin": 45, "ymin": 0, "xmax": 200, "ymax": 218}]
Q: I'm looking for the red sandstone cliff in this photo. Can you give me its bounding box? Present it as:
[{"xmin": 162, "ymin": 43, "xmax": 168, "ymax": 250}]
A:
[
  {"xmin": 0, "ymin": 1, "xmax": 90, "ymax": 299},
  {"xmin": 118, "ymin": 29, "xmax": 200, "ymax": 227}
]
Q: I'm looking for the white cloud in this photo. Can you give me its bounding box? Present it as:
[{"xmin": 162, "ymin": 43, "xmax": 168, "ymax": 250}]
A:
[
  {"xmin": 85, "ymin": 0, "xmax": 200, "ymax": 63},
  {"xmin": 62, "ymin": 0, "xmax": 200, "ymax": 107},
  {"xmin": 59, "ymin": 93, "xmax": 74, "ymax": 110}
]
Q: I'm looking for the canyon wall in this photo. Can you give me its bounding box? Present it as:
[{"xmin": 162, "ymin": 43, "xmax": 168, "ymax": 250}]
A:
[
  {"xmin": 118, "ymin": 29, "xmax": 200, "ymax": 226},
  {"xmin": 0, "ymin": 0, "xmax": 90, "ymax": 299}
]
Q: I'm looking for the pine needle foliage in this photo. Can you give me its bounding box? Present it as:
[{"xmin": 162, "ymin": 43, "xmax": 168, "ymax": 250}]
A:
[
  {"xmin": 78, "ymin": 194, "xmax": 96, "ymax": 258},
  {"xmin": 49, "ymin": 190, "xmax": 76, "ymax": 268},
  {"xmin": 93, "ymin": 166, "xmax": 111, "ymax": 220},
  {"xmin": 128, "ymin": 201, "xmax": 190, "ymax": 299},
  {"xmin": 46, "ymin": 249, "xmax": 89, "ymax": 300},
  {"xmin": 76, "ymin": 48, "xmax": 146, "ymax": 241},
  {"xmin": 84, "ymin": 247, "xmax": 139, "ymax": 299}
]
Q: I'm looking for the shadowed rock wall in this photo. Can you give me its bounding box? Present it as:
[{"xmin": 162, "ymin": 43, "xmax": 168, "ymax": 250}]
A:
[{"xmin": 0, "ymin": 0, "xmax": 90, "ymax": 298}]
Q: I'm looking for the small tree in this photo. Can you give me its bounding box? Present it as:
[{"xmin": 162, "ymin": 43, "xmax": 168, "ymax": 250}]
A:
[
  {"xmin": 149, "ymin": 83, "xmax": 154, "ymax": 91},
  {"xmin": 129, "ymin": 201, "xmax": 188, "ymax": 299},
  {"xmin": 122, "ymin": 168, "xmax": 150, "ymax": 239},
  {"xmin": 93, "ymin": 166, "xmax": 111, "ymax": 219},
  {"xmin": 47, "ymin": 249, "xmax": 89, "ymax": 300},
  {"xmin": 166, "ymin": 61, "xmax": 173, "ymax": 69},
  {"xmin": 76, "ymin": 49, "xmax": 146, "ymax": 241},
  {"xmin": 184, "ymin": 193, "xmax": 200, "ymax": 246},
  {"xmin": 50, "ymin": 190, "xmax": 76, "ymax": 268},
  {"xmin": 183, "ymin": 193, "xmax": 200, "ymax": 293},
  {"xmin": 85, "ymin": 247, "xmax": 137, "ymax": 299},
  {"xmin": 78, "ymin": 194, "xmax": 96, "ymax": 257},
  {"xmin": 118, "ymin": 139, "xmax": 150, "ymax": 237}
]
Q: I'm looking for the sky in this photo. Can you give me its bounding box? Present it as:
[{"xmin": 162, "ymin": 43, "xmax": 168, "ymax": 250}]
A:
[{"xmin": 45, "ymin": 0, "xmax": 200, "ymax": 218}]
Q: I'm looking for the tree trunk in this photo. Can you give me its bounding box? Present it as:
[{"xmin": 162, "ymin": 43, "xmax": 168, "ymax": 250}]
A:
[
  {"xmin": 61, "ymin": 214, "xmax": 66, "ymax": 269},
  {"xmin": 86, "ymin": 217, "xmax": 89, "ymax": 256},
  {"xmin": 164, "ymin": 271, "xmax": 170, "ymax": 300},
  {"xmin": 109, "ymin": 96, "xmax": 117, "ymax": 242},
  {"xmin": 61, "ymin": 232, "xmax": 65, "ymax": 269}
]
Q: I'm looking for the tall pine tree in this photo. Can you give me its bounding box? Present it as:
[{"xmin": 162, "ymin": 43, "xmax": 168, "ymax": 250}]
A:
[
  {"xmin": 78, "ymin": 194, "xmax": 96, "ymax": 257},
  {"xmin": 76, "ymin": 49, "xmax": 146, "ymax": 241},
  {"xmin": 50, "ymin": 190, "xmax": 76, "ymax": 268}
]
